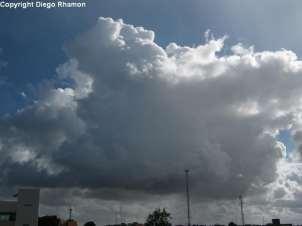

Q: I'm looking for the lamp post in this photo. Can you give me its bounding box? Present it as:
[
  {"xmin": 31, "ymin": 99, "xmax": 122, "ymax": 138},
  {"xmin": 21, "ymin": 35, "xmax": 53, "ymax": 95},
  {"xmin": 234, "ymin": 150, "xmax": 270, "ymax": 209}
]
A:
[
  {"xmin": 185, "ymin": 169, "xmax": 191, "ymax": 226},
  {"xmin": 239, "ymin": 195, "xmax": 245, "ymax": 226}
]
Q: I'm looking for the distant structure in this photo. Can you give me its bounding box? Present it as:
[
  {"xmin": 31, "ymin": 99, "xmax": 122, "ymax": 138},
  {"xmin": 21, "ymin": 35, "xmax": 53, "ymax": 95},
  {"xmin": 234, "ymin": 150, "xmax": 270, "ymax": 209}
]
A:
[
  {"xmin": 272, "ymin": 219, "xmax": 280, "ymax": 225},
  {"xmin": 62, "ymin": 208, "xmax": 78, "ymax": 226},
  {"xmin": 239, "ymin": 195, "xmax": 245, "ymax": 226},
  {"xmin": 266, "ymin": 219, "xmax": 292, "ymax": 226},
  {"xmin": 62, "ymin": 219, "xmax": 78, "ymax": 226},
  {"xmin": 0, "ymin": 188, "xmax": 40, "ymax": 226},
  {"xmin": 38, "ymin": 215, "xmax": 79, "ymax": 226},
  {"xmin": 38, "ymin": 215, "xmax": 62, "ymax": 226}
]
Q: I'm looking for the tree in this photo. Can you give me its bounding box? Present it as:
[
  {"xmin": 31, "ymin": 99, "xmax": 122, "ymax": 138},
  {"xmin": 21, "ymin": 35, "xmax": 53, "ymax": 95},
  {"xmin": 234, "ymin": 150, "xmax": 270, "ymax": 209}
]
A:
[
  {"xmin": 84, "ymin": 221, "xmax": 96, "ymax": 226},
  {"xmin": 145, "ymin": 208, "xmax": 172, "ymax": 226},
  {"xmin": 228, "ymin": 222, "xmax": 237, "ymax": 226}
]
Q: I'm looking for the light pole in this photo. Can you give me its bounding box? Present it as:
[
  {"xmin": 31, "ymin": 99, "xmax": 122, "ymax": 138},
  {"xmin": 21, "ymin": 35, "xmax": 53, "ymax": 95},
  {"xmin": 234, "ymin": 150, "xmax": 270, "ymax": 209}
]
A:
[
  {"xmin": 185, "ymin": 169, "xmax": 191, "ymax": 226},
  {"xmin": 68, "ymin": 207, "xmax": 73, "ymax": 221},
  {"xmin": 239, "ymin": 195, "xmax": 245, "ymax": 226}
]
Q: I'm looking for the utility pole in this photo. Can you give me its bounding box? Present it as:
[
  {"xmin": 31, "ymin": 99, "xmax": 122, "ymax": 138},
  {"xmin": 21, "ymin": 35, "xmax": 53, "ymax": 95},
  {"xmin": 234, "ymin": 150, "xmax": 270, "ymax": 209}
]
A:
[
  {"xmin": 239, "ymin": 195, "xmax": 245, "ymax": 226},
  {"xmin": 69, "ymin": 208, "xmax": 72, "ymax": 220},
  {"xmin": 120, "ymin": 204, "xmax": 123, "ymax": 224},
  {"xmin": 68, "ymin": 207, "xmax": 72, "ymax": 221},
  {"xmin": 185, "ymin": 169, "xmax": 191, "ymax": 226},
  {"xmin": 114, "ymin": 211, "xmax": 118, "ymax": 225}
]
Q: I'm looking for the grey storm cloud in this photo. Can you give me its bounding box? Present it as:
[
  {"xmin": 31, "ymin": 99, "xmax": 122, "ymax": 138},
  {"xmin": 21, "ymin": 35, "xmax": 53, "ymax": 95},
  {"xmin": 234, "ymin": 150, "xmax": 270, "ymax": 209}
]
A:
[{"xmin": 2, "ymin": 17, "xmax": 302, "ymax": 224}]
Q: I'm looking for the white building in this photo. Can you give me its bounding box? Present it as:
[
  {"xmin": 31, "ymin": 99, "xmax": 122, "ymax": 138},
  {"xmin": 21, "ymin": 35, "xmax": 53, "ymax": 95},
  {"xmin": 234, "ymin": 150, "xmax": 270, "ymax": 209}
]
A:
[{"xmin": 0, "ymin": 188, "xmax": 39, "ymax": 226}]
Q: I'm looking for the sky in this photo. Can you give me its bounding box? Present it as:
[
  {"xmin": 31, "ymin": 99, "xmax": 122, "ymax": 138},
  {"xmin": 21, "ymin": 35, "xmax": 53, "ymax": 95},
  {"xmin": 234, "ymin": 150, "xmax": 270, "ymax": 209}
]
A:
[{"xmin": 2, "ymin": 0, "xmax": 302, "ymax": 225}]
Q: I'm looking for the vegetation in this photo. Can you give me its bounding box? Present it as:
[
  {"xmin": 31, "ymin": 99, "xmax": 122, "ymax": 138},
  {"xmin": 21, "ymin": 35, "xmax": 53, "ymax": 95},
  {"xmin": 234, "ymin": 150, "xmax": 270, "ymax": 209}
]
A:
[
  {"xmin": 84, "ymin": 221, "xmax": 96, "ymax": 226},
  {"xmin": 145, "ymin": 208, "xmax": 172, "ymax": 226}
]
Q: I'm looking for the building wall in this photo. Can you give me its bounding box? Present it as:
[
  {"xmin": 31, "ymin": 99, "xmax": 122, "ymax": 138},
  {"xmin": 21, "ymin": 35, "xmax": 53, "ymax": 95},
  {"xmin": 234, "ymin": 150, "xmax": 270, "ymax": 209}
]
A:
[
  {"xmin": 15, "ymin": 189, "xmax": 40, "ymax": 226},
  {"xmin": 0, "ymin": 201, "xmax": 17, "ymax": 213},
  {"xmin": 0, "ymin": 201, "xmax": 17, "ymax": 226},
  {"xmin": 0, "ymin": 221, "xmax": 15, "ymax": 226}
]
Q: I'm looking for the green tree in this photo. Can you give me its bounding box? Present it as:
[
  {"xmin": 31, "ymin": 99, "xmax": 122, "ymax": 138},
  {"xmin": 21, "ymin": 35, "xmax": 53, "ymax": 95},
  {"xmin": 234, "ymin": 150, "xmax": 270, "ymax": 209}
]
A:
[
  {"xmin": 84, "ymin": 221, "xmax": 96, "ymax": 226},
  {"xmin": 145, "ymin": 208, "xmax": 172, "ymax": 226}
]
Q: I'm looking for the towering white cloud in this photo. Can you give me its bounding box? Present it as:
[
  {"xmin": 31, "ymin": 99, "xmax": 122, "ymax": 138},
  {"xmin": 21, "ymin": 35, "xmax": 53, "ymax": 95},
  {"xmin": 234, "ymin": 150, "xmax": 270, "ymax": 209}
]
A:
[{"xmin": 1, "ymin": 17, "xmax": 302, "ymax": 224}]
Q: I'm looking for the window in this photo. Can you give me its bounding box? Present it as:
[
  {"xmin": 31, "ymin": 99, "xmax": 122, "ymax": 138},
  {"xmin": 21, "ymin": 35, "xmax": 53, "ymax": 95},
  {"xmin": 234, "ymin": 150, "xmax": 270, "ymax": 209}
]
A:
[
  {"xmin": 24, "ymin": 204, "xmax": 33, "ymax": 207},
  {"xmin": 0, "ymin": 212, "xmax": 16, "ymax": 221}
]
